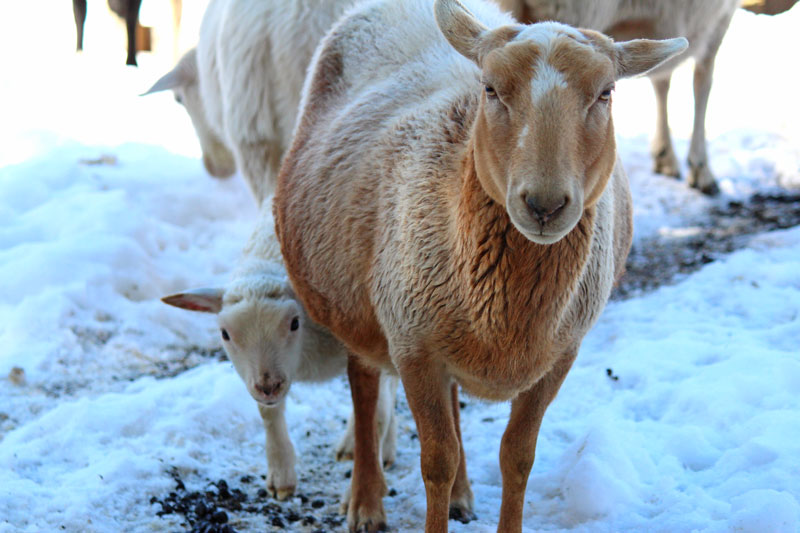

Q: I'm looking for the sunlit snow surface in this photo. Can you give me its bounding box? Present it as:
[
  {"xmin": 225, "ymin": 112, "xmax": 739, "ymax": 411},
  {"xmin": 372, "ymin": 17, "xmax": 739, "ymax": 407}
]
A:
[{"xmin": 1, "ymin": 2, "xmax": 798, "ymax": 532}]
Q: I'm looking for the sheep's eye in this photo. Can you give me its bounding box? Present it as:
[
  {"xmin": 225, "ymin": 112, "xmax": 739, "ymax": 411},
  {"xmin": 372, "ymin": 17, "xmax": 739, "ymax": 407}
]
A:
[
  {"xmin": 598, "ymin": 87, "xmax": 613, "ymax": 102},
  {"xmin": 174, "ymin": 94, "xmax": 183, "ymax": 105},
  {"xmin": 485, "ymin": 85, "xmax": 497, "ymax": 99},
  {"xmin": 221, "ymin": 328, "xmax": 230, "ymax": 341},
  {"xmin": 290, "ymin": 317, "xmax": 300, "ymax": 331}
]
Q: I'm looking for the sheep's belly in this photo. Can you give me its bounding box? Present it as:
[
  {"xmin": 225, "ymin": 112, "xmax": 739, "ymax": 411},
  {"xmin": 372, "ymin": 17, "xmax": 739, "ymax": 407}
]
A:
[{"xmin": 441, "ymin": 336, "xmax": 567, "ymax": 402}]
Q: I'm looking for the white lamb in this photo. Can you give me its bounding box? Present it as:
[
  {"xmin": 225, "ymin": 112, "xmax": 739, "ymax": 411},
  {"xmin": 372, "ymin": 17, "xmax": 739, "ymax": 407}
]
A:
[
  {"xmin": 162, "ymin": 201, "xmax": 398, "ymax": 500},
  {"xmin": 496, "ymin": 0, "xmax": 740, "ymax": 194},
  {"xmin": 144, "ymin": 0, "xmax": 356, "ymax": 204}
]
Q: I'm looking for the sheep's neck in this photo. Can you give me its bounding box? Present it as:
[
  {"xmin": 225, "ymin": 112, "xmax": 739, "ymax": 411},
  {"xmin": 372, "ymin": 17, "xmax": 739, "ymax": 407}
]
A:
[{"xmin": 450, "ymin": 145, "xmax": 594, "ymax": 365}]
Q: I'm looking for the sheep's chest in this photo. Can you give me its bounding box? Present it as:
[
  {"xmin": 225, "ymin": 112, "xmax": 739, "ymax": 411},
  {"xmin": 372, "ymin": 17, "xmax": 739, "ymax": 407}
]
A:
[{"xmin": 389, "ymin": 202, "xmax": 598, "ymax": 401}]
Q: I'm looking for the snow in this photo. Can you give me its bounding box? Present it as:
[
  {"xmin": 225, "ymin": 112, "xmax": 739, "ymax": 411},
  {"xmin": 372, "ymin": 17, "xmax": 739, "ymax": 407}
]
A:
[{"xmin": 1, "ymin": 2, "xmax": 799, "ymax": 532}]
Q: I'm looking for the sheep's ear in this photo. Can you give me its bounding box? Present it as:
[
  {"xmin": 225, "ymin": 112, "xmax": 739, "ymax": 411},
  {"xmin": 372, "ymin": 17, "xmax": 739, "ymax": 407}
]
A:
[
  {"xmin": 435, "ymin": 0, "xmax": 490, "ymax": 64},
  {"xmin": 614, "ymin": 37, "xmax": 688, "ymax": 79},
  {"xmin": 141, "ymin": 48, "xmax": 197, "ymax": 95},
  {"xmin": 161, "ymin": 288, "xmax": 224, "ymax": 314}
]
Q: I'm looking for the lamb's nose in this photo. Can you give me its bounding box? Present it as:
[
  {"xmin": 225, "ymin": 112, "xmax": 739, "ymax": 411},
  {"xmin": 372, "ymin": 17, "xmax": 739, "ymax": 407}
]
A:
[
  {"xmin": 525, "ymin": 195, "xmax": 568, "ymax": 225},
  {"xmin": 255, "ymin": 375, "xmax": 285, "ymax": 398}
]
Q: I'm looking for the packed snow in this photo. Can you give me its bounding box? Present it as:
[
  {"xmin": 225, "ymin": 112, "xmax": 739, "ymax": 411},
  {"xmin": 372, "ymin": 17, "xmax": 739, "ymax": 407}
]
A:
[{"xmin": 0, "ymin": 2, "xmax": 798, "ymax": 532}]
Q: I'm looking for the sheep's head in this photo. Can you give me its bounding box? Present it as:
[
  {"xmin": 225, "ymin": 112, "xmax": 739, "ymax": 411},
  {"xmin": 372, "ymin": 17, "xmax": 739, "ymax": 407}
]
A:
[
  {"xmin": 143, "ymin": 49, "xmax": 236, "ymax": 179},
  {"xmin": 161, "ymin": 287, "xmax": 304, "ymax": 407},
  {"xmin": 435, "ymin": 0, "xmax": 687, "ymax": 244}
]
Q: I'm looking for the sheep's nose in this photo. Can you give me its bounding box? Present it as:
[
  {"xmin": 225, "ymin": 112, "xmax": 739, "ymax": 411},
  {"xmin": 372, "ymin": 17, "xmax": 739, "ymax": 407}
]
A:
[{"xmin": 525, "ymin": 195, "xmax": 568, "ymax": 225}]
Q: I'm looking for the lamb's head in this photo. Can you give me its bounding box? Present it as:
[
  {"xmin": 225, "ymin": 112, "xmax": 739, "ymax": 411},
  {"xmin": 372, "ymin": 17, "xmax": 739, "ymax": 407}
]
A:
[
  {"xmin": 161, "ymin": 287, "xmax": 305, "ymax": 407},
  {"xmin": 435, "ymin": 0, "xmax": 687, "ymax": 244},
  {"xmin": 144, "ymin": 49, "xmax": 236, "ymax": 179}
]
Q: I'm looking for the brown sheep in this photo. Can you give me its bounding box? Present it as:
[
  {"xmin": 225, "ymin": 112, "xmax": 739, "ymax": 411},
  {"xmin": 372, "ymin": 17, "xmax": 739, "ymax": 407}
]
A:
[{"xmin": 273, "ymin": 0, "xmax": 686, "ymax": 531}]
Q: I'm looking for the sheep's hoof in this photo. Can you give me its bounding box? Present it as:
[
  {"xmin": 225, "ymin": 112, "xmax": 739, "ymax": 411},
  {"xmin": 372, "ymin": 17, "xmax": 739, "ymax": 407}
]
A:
[
  {"xmin": 267, "ymin": 482, "xmax": 296, "ymax": 501},
  {"xmin": 687, "ymin": 162, "xmax": 719, "ymax": 196},
  {"xmin": 449, "ymin": 504, "xmax": 477, "ymax": 524},
  {"xmin": 351, "ymin": 518, "xmax": 388, "ymax": 533},
  {"xmin": 651, "ymin": 146, "xmax": 681, "ymax": 178},
  {"xmin": 336, "ymin": 448, "xmax": 354, "ymax": 462},
  {"xmin": 343, "ymin": 489, "xmax": 387, "ymax": 533}
]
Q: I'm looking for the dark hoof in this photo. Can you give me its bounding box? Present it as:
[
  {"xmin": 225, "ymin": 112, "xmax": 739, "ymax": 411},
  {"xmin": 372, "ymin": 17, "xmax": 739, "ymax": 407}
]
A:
[
  {"xmin": 699, "ymin": 181, "xmax": 720, "ymax": 196},
  {"xmin": 354, "ymin": 520, "xmax": 388, "ymax": 532},
  {"xmin": 449, "ymin": 505, "xmax": 477, "ymax": 524}
]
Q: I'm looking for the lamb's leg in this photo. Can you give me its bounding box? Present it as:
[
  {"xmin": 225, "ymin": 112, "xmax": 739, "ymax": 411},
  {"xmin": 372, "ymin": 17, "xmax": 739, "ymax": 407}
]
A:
[
  {"xmin": 448, "ymin": 383, "xmax": 476, "ymax": 524},
  {"xmin": 256, "ymin": 401, "xmax": 297, "ymax": 500},
  {"xmin": 343, "ymin": 355, "xmax": 387, "ymax": 532},
  {"xmin": 73, "ymin": 0, "xmax": 87, "ymax": 51},
  {"xmin": 124, "ymin": 0, "xmax": 142, "ymax": 66},
  {"xmin": 397, "ymin": 355, "xmax": 460, "ymax": 533},
  {"xmin": 496, "ymin": 351, "xmax": 577, "ymax": 533},
  {"xmin": 687, "ymin": 51, "xmax": 721, "ymax": 195},
  {"xmin": 649, "ymin": 75, "xmax": 681, "ymax": 178}
]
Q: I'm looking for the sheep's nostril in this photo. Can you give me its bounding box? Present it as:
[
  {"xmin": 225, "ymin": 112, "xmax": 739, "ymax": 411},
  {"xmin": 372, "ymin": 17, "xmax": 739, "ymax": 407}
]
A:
[{"xmin": 524, "ymin": 195, "xmax": 568, "ymax": 225}]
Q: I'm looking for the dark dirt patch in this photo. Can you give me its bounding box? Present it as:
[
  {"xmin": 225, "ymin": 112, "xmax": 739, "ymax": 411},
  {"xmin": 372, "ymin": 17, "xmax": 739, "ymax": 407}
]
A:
[
  {"xmin": 613, "ymin": 191, "xmax": 800, "ymax": 299},
  {"xmin": 151, "ymin": 468, "xmax": 347, "ymax": 533}
]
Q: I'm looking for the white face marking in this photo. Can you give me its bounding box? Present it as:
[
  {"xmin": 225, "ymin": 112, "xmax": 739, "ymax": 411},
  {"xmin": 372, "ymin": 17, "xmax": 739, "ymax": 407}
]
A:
[
  {"xmin": 513, "ymin": 22, "xmax": 587, "ymax": 105},
  {"xmin": 530, "ymin": 62, "xmax": 568, "ymax": 104}
]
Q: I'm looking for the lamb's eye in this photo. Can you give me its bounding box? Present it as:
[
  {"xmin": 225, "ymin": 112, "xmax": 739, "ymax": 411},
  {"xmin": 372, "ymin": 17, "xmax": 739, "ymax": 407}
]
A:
[
  {"xmin": 598, "ymin": 87, "xmax": 613, "ymax": 102},
  {"xmin": 221, "ymin": 328, "xmax": 230, "ymax": 341},
  {"xmin": 485, "ymin": 85, "xmax": 497, "ymax": 98},
  {"xmin": 290, "ymin": 317, "xmax": 300, "ymax": 331},
  {"xmin": 174, "ymin": 94, "xmax": 183, "ymax": 105}
]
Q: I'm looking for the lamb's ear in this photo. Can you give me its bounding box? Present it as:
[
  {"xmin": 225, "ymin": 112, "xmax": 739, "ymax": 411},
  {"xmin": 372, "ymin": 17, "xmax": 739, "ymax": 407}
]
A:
[
  {"xmin": 141, "ymin": 48, "xmax": 197, "ymax": 95},
  {"xmin": 434, "ymin": 0, "xmax": 490, "ymax": 64},
  {"xmin": 614, "ymin": 37, "xmax": 688, "ymax": 79},
  {"xmin": 161, "ymin": 288, "xmax": 224, "ymax": 314}
]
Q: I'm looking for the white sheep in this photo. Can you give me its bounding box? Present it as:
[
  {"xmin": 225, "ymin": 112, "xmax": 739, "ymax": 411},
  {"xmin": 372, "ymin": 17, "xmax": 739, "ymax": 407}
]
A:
[
  {"xmin": 144, "ymin": 0, "xmax": 355, "ymax": 204},
  {"xmin": 274, "ymin": 0, "xmax": 686, "ymax": 530},
  {"xmin": 495, "ymin": 0, "xmax": 739, "ymax": 194},
  {"xmin": 162, "ymin": 201, "xmax": 398, "ymax": 500}
]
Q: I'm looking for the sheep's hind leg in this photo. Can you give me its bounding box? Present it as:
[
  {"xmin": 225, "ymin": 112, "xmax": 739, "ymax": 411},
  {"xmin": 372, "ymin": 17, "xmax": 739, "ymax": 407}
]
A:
[
  {"xmin": 649, "ymin": 75, "xmax": 681, "ymax": 179},
  {"xmin": 448, "ymin": 383, "xmax": 476, "ymax": 524},
  {"xmin": 342, "ymin": 356, "xmax": 387, "ymax": 532},
  {"xmin": 497, "ymin": 351, "xmax": 577, "ymax": 533},
  {"xmin": 397, "ymin": 353, "xmax": 461, "ymax": 533},
  {"xmin": 257, "ymin": 401, "xmax": 297, "ymax": 500}
]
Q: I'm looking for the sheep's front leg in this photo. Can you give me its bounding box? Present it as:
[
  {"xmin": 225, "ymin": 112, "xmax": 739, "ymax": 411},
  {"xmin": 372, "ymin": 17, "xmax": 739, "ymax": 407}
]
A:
[
  {"xmin": 344, "ymin": 355, "xmax": 387, "ymax": 532},
  {"xmin": 256, "ymin": 401, "xmax": 297, "ymax": 500},
  {"xmin": 398, "ymin": 355, "xmax": 461, "ymax": 533},
  {"xmin": 649, "ymin": 75, "xmax": 681, "ymax": 179},
  {"xmin": 124, "ymin": 0, "xmax": 142, "ymax": 66},
  {"xmin": 687, "ymin": 53, "xmax": 719, "ymax": 195},
  {"xmin": 497, "ymin": 352, "xmax": 577, "ymax": 533},
  {"xmin": 335, "ymin": 372, "xmax": 399, "ymax": 468}
]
